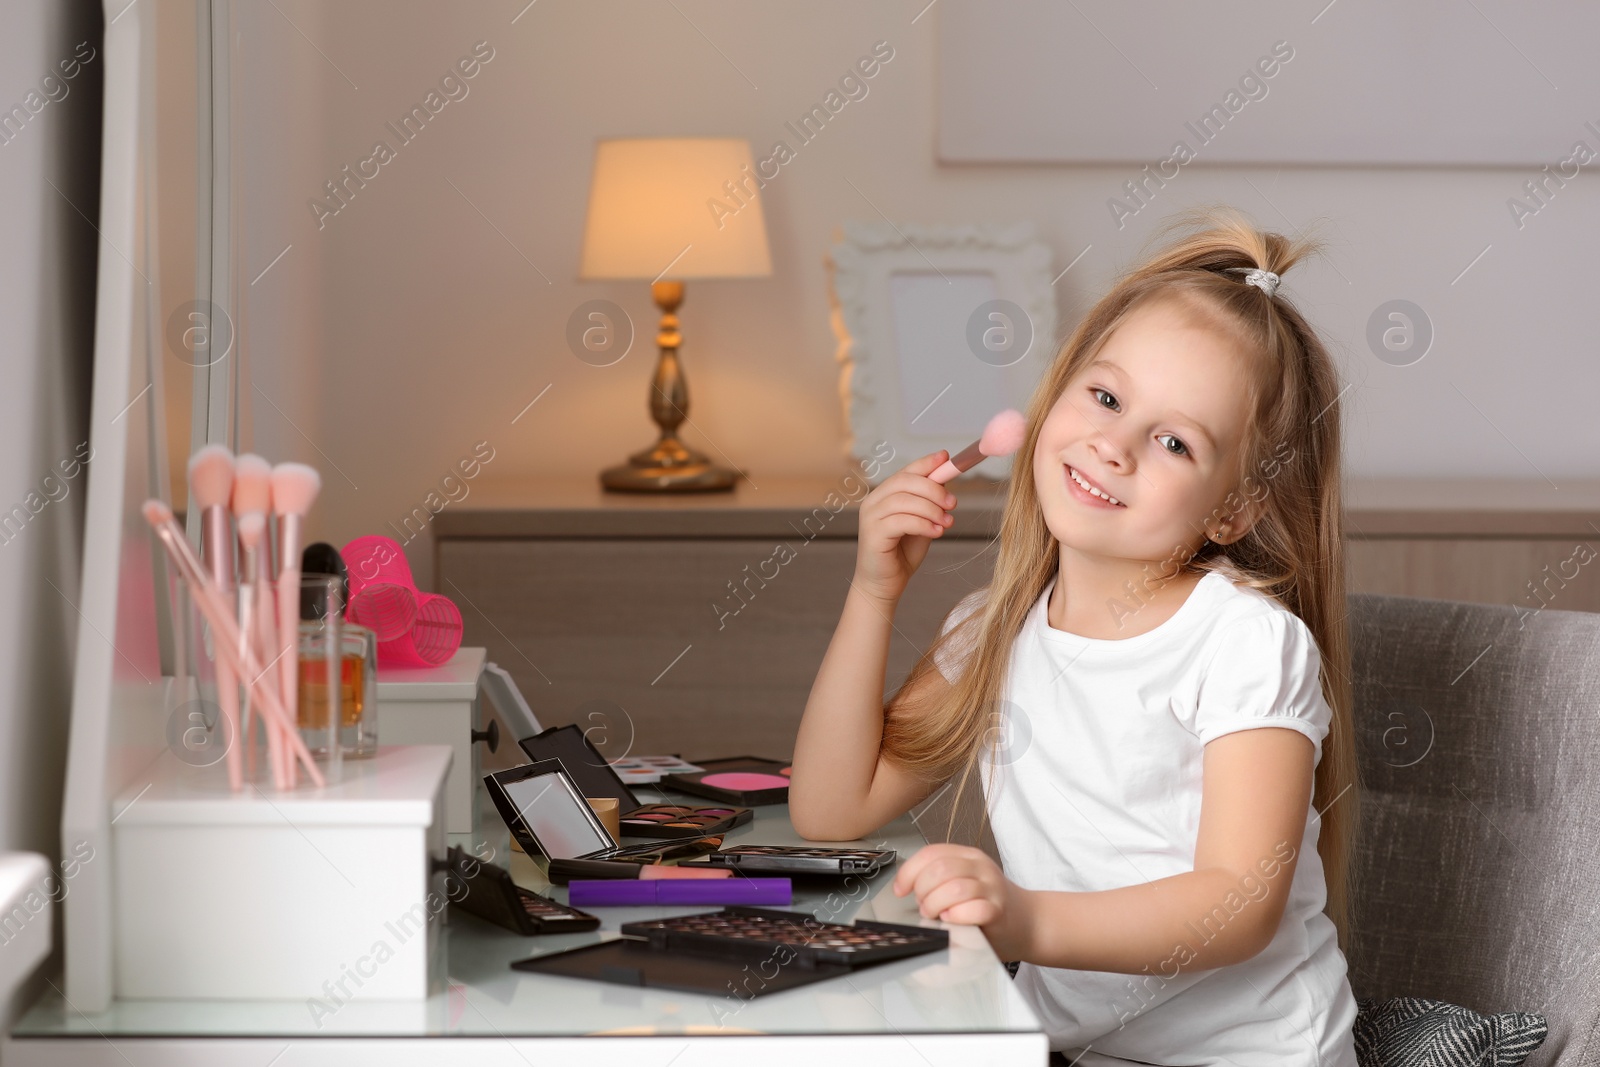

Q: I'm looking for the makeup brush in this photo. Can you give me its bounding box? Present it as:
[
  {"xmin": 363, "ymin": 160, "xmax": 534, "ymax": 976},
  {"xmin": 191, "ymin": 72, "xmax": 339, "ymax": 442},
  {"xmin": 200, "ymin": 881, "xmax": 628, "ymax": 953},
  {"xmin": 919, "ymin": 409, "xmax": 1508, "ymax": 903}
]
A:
[
  {"xmin": 187, "ymin": 445, "xmax": 243, "ymax": 791},
  {"xmin": 929, "ymin": 408, "xmax": 1027, "ymax": 484},
  {"xmin": 234, "ymin": 511, "xmax": 267, "ymax": 783},
  {"xmin": 232, "ymin": 455, "xmax": 277, "ymax": 783},
  {"xmin": 141, "ymin": 500, "xmax": 325, "ymax": 788},
  {"xmin": 271, "ymin": 463, "xmax": 322, "ymax": 786}
]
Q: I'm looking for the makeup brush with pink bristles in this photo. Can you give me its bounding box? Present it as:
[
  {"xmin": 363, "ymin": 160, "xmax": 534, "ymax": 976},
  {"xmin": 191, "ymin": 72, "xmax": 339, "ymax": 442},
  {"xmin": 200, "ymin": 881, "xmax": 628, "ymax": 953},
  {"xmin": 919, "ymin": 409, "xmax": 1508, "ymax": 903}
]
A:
[
  {"xmin": 271, "ymin": 463, "xmax": 322, "ymax": 786},
  {"xmin": 929, "ymin": 408, "xmax": 1027, "ymax": 484},
  {"xmin": 188, "ymin": 445, "xmax": 244, "ymax": 791}
]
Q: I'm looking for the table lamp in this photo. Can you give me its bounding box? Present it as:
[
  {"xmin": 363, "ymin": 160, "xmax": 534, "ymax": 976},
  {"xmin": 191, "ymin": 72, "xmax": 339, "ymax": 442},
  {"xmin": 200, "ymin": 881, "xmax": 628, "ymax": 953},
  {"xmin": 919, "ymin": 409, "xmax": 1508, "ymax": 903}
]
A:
[{"xmin": 580, "ymin": 137, "xmax": 772, "ymax": 492}]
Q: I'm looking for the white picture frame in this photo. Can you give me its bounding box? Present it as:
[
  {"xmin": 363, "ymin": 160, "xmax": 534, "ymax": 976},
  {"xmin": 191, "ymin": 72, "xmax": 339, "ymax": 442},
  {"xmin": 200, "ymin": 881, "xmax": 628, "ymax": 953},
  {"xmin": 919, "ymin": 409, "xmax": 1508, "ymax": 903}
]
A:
[{"xmin": 826, "ymin": 221, "xmax": 1056, "ymax": 483}]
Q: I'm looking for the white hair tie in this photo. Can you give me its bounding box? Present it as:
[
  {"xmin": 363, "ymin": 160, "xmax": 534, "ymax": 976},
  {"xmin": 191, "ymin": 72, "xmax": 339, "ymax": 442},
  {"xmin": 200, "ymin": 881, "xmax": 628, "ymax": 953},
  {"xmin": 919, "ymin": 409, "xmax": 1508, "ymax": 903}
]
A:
[{"xmin": 1228, "ymin": 266, "xmax": 1280, "ymax": 298}]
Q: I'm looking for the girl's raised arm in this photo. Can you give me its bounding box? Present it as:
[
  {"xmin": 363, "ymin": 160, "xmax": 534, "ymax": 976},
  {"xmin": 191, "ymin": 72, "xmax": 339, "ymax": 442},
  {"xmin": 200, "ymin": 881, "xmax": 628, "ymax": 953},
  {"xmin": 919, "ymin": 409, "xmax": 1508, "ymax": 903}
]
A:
[{"xmin": 789, "ymin": 450, "xmax": 958, "ymax": 840}]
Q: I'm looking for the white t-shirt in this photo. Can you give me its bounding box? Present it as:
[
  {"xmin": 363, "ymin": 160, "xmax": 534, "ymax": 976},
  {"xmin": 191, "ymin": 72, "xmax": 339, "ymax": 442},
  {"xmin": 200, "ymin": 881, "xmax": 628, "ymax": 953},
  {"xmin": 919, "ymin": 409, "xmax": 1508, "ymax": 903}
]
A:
[{"xmin": 933, "ymin": 562, "xmax": 1358, "ymax": 1066}]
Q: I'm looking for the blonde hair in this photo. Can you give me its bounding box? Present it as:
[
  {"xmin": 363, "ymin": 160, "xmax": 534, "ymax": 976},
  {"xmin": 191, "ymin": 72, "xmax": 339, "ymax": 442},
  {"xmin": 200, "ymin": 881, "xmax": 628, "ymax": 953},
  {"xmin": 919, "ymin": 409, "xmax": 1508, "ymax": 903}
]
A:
[{"xmin": 882, "ymin": 205, "xmax": 1359, "ymax": 951}]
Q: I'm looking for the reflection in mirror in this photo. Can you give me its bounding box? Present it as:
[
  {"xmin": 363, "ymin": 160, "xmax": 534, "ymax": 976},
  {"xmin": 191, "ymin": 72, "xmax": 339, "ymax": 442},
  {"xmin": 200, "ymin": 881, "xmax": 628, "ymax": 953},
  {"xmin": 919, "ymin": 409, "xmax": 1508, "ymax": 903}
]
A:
[{"xmin": 59, "ymin": 0, "xmax": 217, "ymax": 1010}]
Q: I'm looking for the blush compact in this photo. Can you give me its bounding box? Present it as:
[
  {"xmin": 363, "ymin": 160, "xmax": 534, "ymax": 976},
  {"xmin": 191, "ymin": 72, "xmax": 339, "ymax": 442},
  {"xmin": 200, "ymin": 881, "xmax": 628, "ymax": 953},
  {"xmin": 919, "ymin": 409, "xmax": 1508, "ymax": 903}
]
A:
[
  {"xmin": 518, "ymin": 724, "xmax": 753, "ymax": 839},
  {"xmin": 660, "ymin": 755, "xmax": 793, "ymax": 806}
]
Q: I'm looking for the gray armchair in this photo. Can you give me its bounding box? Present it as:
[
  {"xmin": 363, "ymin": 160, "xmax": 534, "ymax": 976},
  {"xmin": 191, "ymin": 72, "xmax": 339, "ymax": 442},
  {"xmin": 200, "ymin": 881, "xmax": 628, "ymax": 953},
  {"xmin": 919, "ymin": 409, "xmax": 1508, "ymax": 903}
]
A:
[{"xmin": 1348, "ymin": 592, "xmax": 1600, "ymax": 1066}]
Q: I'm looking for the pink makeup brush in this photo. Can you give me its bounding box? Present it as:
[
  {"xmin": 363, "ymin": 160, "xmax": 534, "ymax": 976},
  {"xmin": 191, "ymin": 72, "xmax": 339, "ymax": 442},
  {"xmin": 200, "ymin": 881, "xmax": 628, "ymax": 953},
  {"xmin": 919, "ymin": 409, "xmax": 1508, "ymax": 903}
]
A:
[
  {"xmin": 187, "ymin": 445, "xmax": 243, "ymax": 791},
  {"xmin": 929, "ymin": 408, "xmax": 1027, "ymax": 484},
  {"xmin": 271, "ymin": 463, "xmax": 322, "ymax": 786},
  {"xmin": 232, "ymin": 455, "xmax": 278, "ymax": 784},
  {"xmin": 141, "ymin": 500, "xmax": 325, "ymax": 788},
  {"xmin": 234, "ymin": 511, "xmax": 267, "ymax": 782}
]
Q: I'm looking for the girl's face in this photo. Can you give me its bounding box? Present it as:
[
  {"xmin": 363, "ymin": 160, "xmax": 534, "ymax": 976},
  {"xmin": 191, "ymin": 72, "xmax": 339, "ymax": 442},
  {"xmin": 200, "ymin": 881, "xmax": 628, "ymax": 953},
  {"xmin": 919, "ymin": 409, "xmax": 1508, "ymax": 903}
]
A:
[{"xmin": 1032, "ymin": 297, "xmax": 1260, "ymax": 566}]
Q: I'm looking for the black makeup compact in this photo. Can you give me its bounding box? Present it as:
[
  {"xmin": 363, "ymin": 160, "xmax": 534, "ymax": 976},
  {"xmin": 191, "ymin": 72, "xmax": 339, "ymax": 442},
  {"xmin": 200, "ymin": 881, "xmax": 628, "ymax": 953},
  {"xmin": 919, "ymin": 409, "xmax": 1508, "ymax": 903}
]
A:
[
  {"xmin": 679, "ymin": 844, "xmax": 897, "ymax": 877},
  {"xmin": 518, "ymin": 724, "xmax": 753, "ymax": 839},
  {"xmin": 442, "ymin": 846, "xmax": 600, "ymax": 936}
]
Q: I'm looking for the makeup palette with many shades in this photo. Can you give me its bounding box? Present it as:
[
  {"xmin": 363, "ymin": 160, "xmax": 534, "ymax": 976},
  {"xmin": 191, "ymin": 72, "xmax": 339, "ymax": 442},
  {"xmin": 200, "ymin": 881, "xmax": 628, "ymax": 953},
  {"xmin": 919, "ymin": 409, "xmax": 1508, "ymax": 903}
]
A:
[
  {"xmin": 622, "ymin": 907, "xmax": 948, "ymax": 968},
  {"xmin": 512, "ymin": 907, "xmax": 948, "ymax": 996},
  {"xmin": 662, "ymin": 756, "xmax": 794, "ymax": 806},
  {"xmin": 619, "ymin": 803, "xmax": 748, "ymax": 837},
  {"xmin": 443, "ymin": 846, "xmax": 601, "ymax": 936}
]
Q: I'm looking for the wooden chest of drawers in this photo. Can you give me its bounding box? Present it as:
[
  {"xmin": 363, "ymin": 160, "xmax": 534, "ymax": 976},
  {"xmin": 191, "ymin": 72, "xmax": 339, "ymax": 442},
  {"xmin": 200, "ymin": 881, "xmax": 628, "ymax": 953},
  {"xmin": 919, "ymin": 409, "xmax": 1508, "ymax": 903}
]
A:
[{"xmin": 434, "ymin": 475, "xmax": 1600, "ymax": 763}]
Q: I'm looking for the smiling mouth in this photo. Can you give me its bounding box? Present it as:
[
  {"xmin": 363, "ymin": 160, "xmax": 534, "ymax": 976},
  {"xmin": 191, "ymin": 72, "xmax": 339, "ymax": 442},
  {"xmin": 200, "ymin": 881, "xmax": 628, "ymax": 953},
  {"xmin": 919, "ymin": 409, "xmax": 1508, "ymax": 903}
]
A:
[{"xmin": 1066, "ymin": 465, "xmax": 1125, "ymax": 507}]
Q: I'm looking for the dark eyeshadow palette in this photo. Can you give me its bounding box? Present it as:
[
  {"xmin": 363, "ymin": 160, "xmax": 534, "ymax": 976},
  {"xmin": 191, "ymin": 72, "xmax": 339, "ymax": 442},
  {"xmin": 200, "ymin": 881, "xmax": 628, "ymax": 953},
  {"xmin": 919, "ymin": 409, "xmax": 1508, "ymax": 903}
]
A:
[
  {"xmin": 511, "ymin": 937, "xmax": 844, "ymax": 996},
  {"xmin": 519, "ymin": 725, "xmax": 753, "ymax": 839},
  {"xmin": 684, "ymin": 844, "xmax": 896, "ymax": 876},
  {"xmin": 511, "ymin": 907, "xmax": 948, "ymax": 996},
  {"xmin": 660, "ymin": 755, "xmax": 794, "ymax": 806},
  {"xmin": 622, "ymin": 907, "xmax": 948, "ymax": 968},
  {"xmin": 443, "ymin": 846, "xmax": 600, "ymax": 936}
]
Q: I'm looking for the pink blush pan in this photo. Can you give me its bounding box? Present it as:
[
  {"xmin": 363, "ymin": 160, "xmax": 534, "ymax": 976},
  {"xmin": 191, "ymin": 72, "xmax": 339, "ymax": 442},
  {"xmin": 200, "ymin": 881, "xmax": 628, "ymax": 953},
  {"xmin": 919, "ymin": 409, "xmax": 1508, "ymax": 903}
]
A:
[{"xmin": 698, "ymin": 772, "xmax": 791, "ymax": 791}]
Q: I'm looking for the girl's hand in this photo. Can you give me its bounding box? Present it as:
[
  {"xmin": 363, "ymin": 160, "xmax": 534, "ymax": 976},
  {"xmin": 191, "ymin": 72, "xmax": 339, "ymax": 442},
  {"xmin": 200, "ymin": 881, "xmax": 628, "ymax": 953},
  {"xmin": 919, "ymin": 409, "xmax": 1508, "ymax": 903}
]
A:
[
  {"xmin": 892, "ymin": 843, "xmax": 1022, "ymax": 930},
  {"xmin": 853, "ymin": 450, "xmax": 957, "ymax": 605}
]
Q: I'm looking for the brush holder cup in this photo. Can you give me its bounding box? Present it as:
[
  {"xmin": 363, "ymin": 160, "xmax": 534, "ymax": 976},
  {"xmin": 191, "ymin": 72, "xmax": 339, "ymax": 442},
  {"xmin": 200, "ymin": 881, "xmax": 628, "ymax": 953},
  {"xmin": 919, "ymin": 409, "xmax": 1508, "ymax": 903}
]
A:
[{"xmin": 342, "ymin": 535, "xmax": 464, "ymax": 668}]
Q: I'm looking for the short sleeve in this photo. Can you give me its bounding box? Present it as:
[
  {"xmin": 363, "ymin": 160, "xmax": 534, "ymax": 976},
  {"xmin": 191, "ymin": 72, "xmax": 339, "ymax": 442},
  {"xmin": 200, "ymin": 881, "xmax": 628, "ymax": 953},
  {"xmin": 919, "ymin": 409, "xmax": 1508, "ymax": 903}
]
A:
[
  {"xmin": 931, "ymin": 588, "xmax": 987, "ymax": 683},
  {"xmin": 1190, "ymin": 610, "xmax": 1330, "ymax": 765}
]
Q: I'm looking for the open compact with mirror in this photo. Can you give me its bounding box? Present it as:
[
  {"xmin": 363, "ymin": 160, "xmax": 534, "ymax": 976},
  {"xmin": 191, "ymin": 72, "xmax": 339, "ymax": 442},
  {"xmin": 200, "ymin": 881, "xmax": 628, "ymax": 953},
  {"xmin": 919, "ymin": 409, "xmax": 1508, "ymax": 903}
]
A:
[
  {"xmin": 517, "ymin": 724, "xmax": 753, "ymax": 838},
  {"xmin": 483, "ymin": 759, "xmax": 725, "ymax": 882}
]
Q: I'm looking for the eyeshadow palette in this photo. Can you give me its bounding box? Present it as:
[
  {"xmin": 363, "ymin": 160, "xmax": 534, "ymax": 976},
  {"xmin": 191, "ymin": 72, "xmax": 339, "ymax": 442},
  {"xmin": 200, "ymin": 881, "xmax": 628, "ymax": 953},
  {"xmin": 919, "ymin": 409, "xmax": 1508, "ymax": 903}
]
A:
[
  {"xmin": 511, "ymin": 906, "xmax": 948, "ymax": 996},
  {"xmin": 608, "ymin": 755, "xmax": 703, "ymax": 785},
  {"xmin": 622, "ymin": 907, "xmax": 948, "ymax": 967},
  {"xmin": 546, "ymin": 836, "xmax": 724, "ymax": 884},
  {"xmin": 442, "ymin": 846, "xmax": 601, "ymax": 936},
  {"xmin": 519, "ymin": 725, "xmax": 753, "ymax": 839},
  {"xmin": 618, "ymin": 803, "xmax": 749, "ymax": 837},
  {"xmin": 683, "ymin": 844, "xmax": 897, "ymax": 876},
  {"xmin": 661, "ymin": 755, "xmax": 794, "ymax": 806}
]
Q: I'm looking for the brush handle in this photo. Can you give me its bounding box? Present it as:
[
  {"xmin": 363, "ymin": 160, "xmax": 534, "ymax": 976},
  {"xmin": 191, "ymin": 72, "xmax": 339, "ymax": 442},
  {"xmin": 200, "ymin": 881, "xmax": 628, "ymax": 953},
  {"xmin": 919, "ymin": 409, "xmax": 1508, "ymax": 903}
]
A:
[
  {"xmin": 252, "ymin": 549, "xmax": 285, "ymax": 788},
  {"xmin": 929, "ymin": 439, "xmax": 985, "ymax": 485},
  {"xmin": 235, "ymin": 570, "xmax": 257, "ymax": 781},
  {"xmin": 200, "ymin": 506, "xmax": 243, "ymax": 791},
  {"xmin": 253, "ymin": 551, "xmax": 280, "ymax": 700},
  {"xmin": 144, "ymin": 508, "xmax": 325, "ymax": 788},
  {"xmin": 276, "ymin": 513, "xmax": 305, "ymax": 788}
]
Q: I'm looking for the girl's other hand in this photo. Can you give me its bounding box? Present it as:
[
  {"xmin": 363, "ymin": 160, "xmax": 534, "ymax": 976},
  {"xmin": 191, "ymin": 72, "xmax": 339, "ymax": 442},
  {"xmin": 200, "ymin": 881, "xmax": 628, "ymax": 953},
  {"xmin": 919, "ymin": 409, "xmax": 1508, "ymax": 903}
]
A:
[
  {"xmin": 893, "ymin": 843, "xmax": 1019, "ymax": 928},
  {"xmin": 853, "ymin": 450, "xmax": 957, "ymax": 605}
]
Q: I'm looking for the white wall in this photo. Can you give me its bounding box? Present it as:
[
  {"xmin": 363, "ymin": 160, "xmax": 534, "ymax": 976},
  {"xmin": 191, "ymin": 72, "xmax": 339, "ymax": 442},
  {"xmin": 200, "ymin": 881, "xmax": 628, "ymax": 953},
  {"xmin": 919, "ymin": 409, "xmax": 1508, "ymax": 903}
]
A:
[
  {"xmin": 234, "ymin": 1, "xmax": 1600, "ymax": 591},
  {"xmin": 0, "ymin": 0, "xmax": 100, "ymax": 1022}
]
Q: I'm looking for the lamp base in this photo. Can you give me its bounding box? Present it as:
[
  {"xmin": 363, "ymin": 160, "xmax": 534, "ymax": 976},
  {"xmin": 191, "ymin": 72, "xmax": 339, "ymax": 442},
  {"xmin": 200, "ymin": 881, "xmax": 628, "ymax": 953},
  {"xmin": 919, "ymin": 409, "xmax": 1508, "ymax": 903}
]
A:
[
  {"xmin": 600, "ymin": 279, "xmax": 740, "ymax": 493},
  {"xmin": 601, "ymin": 438, "xmax": 737, "ymax": 492},
  {"xmin": 600, "ymin": 462, "xmax": 737, "ymax": 492}
]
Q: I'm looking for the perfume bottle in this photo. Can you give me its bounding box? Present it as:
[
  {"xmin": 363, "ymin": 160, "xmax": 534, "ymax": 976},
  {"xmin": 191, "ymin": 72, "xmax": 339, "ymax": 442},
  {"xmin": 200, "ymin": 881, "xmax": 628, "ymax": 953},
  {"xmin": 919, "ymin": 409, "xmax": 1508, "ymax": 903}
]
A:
[
  {"xmin": 298, "ymin": 549, "xmax": 379, "ymax": 760},
  {"xmin": 297, "ymin": 619, "xmax": 378, "ymax": 758}
]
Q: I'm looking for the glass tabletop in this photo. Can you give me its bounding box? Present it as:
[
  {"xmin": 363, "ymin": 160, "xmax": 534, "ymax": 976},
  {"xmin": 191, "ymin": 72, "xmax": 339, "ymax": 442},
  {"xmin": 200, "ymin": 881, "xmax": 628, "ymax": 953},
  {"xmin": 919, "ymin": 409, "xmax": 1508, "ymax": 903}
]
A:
[{"xmin": 12, "ymin": 784, "xmax": 1041, "ymax": 1040}]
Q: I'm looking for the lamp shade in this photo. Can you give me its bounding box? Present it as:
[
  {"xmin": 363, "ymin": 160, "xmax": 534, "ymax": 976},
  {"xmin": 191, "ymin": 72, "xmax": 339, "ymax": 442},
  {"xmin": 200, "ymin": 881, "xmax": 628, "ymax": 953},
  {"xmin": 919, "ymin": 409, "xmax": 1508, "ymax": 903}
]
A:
[{"xmin": 579, "ymin": 137, "xmax": 772, "ymax": 281}]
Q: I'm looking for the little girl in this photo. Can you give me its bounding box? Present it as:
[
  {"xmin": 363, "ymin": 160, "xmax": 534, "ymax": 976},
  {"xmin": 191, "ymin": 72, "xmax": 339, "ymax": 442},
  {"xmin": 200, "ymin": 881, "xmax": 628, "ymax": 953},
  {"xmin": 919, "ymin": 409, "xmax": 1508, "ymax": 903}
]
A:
[{"xmin": 791, "ymin": 207, "xmax": 1359, "ymax": 1066}]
